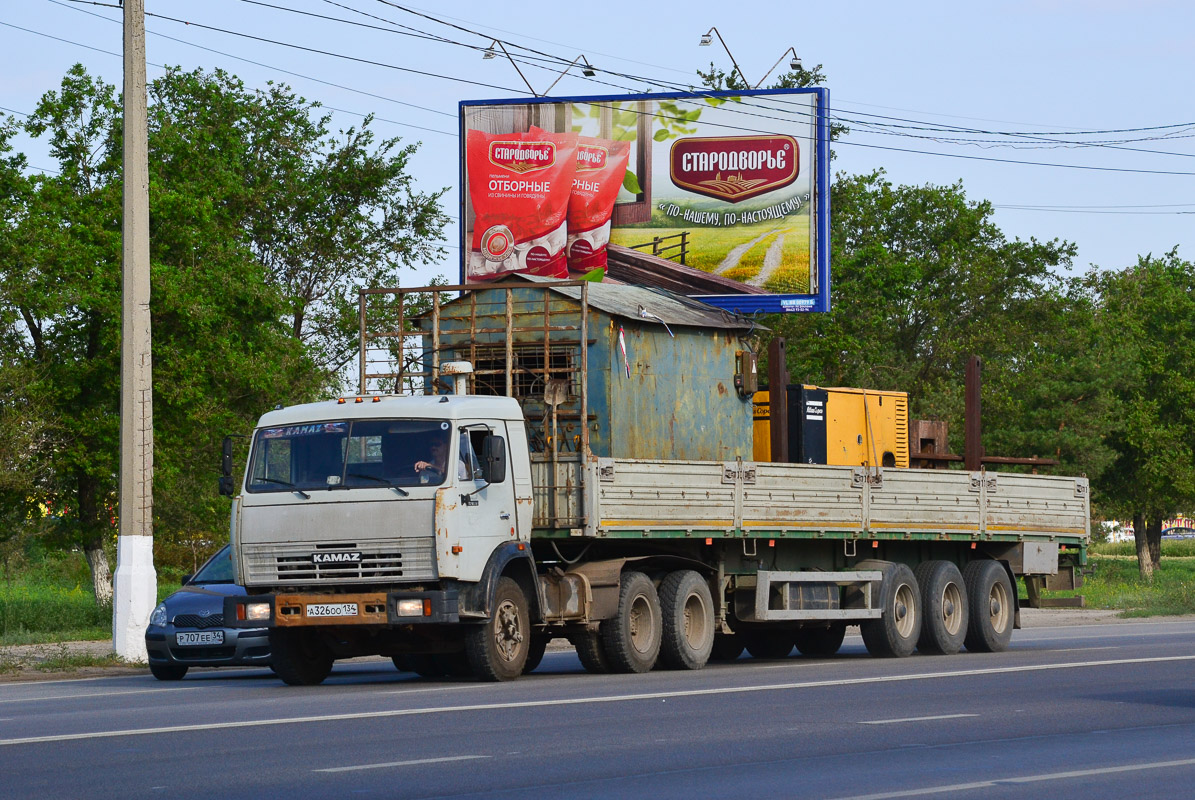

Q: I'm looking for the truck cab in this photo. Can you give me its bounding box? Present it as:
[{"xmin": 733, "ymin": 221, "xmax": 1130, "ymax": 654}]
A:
[{"xmin": 226, "ymin": 390, "xmax": 540, "ymax": 682}]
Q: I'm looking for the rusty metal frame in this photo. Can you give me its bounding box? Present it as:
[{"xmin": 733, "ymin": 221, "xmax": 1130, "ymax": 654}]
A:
[{"xmin": 358, "ymin": 281, "xmax": 593, "ymax": 529}]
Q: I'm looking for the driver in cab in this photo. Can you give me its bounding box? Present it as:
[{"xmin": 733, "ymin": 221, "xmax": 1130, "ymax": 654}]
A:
[{"xmin": 415, "ymin": 437, "xmax": 473, "ymax": 482}]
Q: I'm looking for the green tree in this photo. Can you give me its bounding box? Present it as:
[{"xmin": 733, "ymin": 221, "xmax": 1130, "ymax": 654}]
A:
[
  {"xmin": 1090, "ymin": 250, "xmax": 1195, "ymax": 578},
  {"xmin": 2, "ymin": 65, "xmax": 448, "ymax": 602},
  {"xmin": 148, "ymin": 68, "xmax": 448, "ymax": 381}
]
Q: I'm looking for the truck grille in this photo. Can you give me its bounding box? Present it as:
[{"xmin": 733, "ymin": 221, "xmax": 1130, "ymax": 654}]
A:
[{"xmin": 242, "ymin": 538, "xmax": 436, "ymax": 586}]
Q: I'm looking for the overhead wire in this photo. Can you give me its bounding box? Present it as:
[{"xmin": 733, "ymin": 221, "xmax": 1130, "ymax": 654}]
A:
[{"xmin": 24, "ymin": 1, "xmax": 1195, "ymax": 180}]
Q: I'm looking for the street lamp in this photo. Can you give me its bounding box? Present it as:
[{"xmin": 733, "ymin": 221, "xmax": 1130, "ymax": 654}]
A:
[
  {"xmin": 698, "ymin": 27, "xmax": 802, "ymax": 89},
  {"xmin": 481, "ymin": 39, "xmax": 598, "ymax": 97}
]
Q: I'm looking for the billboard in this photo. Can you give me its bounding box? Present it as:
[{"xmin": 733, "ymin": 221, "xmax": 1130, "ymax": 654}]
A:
[{"xmin": 459, "ymin": 88, "xmax": 830, "ymax": 314}]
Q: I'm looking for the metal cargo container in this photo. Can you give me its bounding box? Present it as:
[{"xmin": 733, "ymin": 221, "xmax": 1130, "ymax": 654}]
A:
[{"xmin": 404, "ymin": 277, "xmax": 758, "ymax": 463}]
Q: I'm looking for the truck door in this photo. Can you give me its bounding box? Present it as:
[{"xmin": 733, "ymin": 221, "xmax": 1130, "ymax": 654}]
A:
[{"xmin": 435, "ymin": 424, "xmax": 516, "ymax": 582}]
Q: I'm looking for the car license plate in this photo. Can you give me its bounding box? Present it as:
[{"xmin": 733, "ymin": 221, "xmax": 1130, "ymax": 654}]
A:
[
  {"xmin": 176, "ymin": 630, "xmax": 224, "ymax": 646},
  {"xmin": 306, "ymin": 603, "xmax": 358, "ymax": 618}
]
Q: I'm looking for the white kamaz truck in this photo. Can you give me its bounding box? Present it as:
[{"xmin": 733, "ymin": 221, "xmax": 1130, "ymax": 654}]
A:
[{"xmin": 224, "ymin": 281, "xmax": 1089, "ymax": 684}]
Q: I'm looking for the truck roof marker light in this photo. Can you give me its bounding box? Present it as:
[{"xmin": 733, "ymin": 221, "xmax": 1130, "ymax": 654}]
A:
[
  {"xmin": 337, "ymin": 398, "xmax": 346, "ymax": 404},
  {"xmin": 372, "ymin": 396, "xmax": 382, "ymax": 403},
  {"xmin": 355, "ymin": 397, "xmax": 364, "ymax": 403}
]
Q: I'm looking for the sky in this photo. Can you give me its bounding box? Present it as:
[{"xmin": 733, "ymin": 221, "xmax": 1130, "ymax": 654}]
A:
[{"xmin": 3, "ymin": 0, "xmax": 1194, "ymax": 289}]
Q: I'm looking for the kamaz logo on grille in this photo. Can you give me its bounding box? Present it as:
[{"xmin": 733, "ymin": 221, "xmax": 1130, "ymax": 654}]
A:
[{"xmin": 312, "ymin": 551, "xmax": 363, "ymax": 564}]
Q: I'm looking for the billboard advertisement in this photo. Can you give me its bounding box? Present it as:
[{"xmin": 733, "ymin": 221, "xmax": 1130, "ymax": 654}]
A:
[{"xmin": 459, "ymin": 88, "xmax": 830, "ymax": 313}]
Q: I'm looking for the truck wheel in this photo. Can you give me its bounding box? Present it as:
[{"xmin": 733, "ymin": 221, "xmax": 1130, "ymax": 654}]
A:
[
  {"xmin": 523, "ymin": 635, "xmax": 549, "ymax": 674},
  {"xmin": 963, "ymin": 560, "xmax": 1014, "ymax": 653},
  {"xmin": 465, "ymin": 576, "xmax": 530, "ymax": 681},
  {"xmin": 570, "ymin": 630, "xmax": 610, "ymax": 674},
  {"xmin": 601, "ymin": 571, "xmax": 662, "ymax": 673},
  {"xmin": 269, "ymin": 629, "xmax": 334, "ymax": 686},
  {"xmin": 742, "ymin": 631, "xmax": 794, "ymax": 659},
  {"xmin": 710, "ymin": 633, "xmax": 744, "ymax": 662},
  {"xmin": 793, "ymin": 623, "xmax": 846, "ymax": 657},
  {"xmin": 149, "ymin": 662, "xmax": 188, "ymax": 681},
  {"xmin": 659, "ymin": 570, "xmax": 715, "ymax": 670},
  {"xmin": 914, "ymin": 561, "xmax": 969, "ymax": 655},
  {"xmin": 860, "ymin": 562, "xmax": 920, "ymax": 658}
]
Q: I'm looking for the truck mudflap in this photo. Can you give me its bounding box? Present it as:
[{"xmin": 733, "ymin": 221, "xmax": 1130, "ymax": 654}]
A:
[{"xmin": 224, "ymin": 590, "xmax": 460, "ymax": 628}]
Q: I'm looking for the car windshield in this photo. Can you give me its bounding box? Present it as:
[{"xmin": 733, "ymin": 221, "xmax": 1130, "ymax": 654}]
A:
[
  {"xmin": 191, "ymin": 544, "xmax": 234, "ymax": 584},
  {"xmin": 246, "ymin": 419, "xmax": 454, "ymax": 493}
]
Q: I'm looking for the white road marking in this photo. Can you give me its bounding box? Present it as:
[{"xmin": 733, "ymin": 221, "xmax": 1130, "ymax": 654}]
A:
[
  {"xmin": 1051, "ymin": 646, "xmax": 1120, "ymax": 653},
  {"xmin": 831, "ymin": 756, "xmax": 1195, "ymax": 799},
  {"xmin": 313, "ymin": 755, "xmax": 489, "ymax": 773},
  {"xmin": 0, "ymin": 686, "xmax": 203, "ymax": 705},
  {"xmin": 2, "ymin": 653, "xmax": 1193, "ymax": 747},
  {"xmin": 859, "ymin": 713, "xmax": 977, "ymax": 725}
]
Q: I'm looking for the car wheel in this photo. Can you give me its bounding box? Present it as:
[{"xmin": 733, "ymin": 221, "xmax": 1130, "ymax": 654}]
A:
[{"xmin": 149, "ymin": 662, "xmax": 188, "ymax": 681}]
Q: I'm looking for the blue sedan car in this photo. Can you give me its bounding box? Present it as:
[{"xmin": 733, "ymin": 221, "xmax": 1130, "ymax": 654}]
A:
[{"xmin": 145, "ymin": 544, "xmax": 271, "ymax": 680}]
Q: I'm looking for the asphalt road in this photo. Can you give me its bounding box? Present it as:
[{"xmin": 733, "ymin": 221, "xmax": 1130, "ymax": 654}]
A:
[{"xmin": 3, "ymin": 620, "xmax": 1194, "ymax": 800}]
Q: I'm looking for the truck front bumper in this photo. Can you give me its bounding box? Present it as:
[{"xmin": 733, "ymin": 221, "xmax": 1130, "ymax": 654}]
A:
[{"xmin": 225, "ymin": 589, "xmax": 460, "ymax": 628}]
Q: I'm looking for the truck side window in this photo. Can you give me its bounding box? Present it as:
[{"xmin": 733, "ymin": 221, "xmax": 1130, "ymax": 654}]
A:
[{"xmin": 460, "ymin": 431, "xmax": 482, "ymax": 480}]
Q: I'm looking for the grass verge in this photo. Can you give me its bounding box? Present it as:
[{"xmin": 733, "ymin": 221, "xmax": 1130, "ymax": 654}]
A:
[{"xmin": 1032, "ymin": 550, "xmax": 1195, "ymax": 617}]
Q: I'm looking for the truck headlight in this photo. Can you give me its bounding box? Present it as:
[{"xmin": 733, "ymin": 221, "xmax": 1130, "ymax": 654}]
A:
[
  {"xmin": 150, "ymin": 603, "xmax": 168, "ymax": 627},
  {"xmin": 395, "ymin": 598, "xmax": 427, "ymax": 617},
  {"xmin": 244, "ymin": 602, "xmax": 271, "ymax": 621}
]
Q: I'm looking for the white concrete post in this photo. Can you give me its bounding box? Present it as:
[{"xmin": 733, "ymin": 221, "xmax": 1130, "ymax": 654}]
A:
[{"xmin": 113, "ymin": 0, "xmax": 156, "ymax": 662}]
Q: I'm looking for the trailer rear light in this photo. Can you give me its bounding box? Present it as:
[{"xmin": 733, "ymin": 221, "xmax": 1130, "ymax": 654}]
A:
[
  {"xmin": 395, "ymin": 598, "xmax": 432, "ymax": 617},
  {"xmin": 705, "ymin": 538, "xmax": 713, "ymax": 545},
  {"xmin": 241, "ymin": 602, "xmax": 270, "ymax": 621}
]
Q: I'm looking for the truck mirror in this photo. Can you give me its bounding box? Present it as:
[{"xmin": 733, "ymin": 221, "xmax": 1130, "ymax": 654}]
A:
[
  {"xmin": 218, "ymin": 475, "xmax": 236, "ymax": 497},
  {"xmin": 221, "ymin": 436, "xmax": 234, "ymax": 477},
  {"xmin": 481, "ymin": 436, "xmax": 507, "ymax": 484}
]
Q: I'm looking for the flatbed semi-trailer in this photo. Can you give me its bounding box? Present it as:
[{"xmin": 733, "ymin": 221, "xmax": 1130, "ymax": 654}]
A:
[{"xmin": 224, "ymin": 282, "xmax": 1088, "ymax": 684}]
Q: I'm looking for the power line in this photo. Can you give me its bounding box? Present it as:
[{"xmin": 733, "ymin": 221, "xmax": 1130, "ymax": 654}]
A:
[
  {"xmin": 51, "ymin": 0, "xmax": 456, "ymax": 133},
  {"xmin": 30, "ymin": 2, "xmax": 1195, "ymax": 178},
  {"xmin": 141, "ymin": 9, "xmax": 530, "ymax": 95}
]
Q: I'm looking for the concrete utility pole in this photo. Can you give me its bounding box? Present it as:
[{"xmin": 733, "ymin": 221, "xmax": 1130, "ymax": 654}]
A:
[{"xmin": 112, "ymin": 0, "xmax": 156, "ymax": 662}]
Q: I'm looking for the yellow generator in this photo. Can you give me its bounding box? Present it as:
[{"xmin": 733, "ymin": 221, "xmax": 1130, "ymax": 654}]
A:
[{"xmin": 753, "ymin": 386, "xmax": 909, "ymax": 468}]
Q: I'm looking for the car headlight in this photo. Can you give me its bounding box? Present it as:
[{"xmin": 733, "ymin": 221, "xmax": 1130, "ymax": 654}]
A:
[{"xmin": 149, "ymin": 603, "xmax": 168, "ymax": 627}]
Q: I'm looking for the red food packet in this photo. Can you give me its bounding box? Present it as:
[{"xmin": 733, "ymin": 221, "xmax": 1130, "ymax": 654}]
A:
[
  {"xmin": 466, "ymin": 129, "xmax": 578, "ymax": 281},
  {"xmin": 533, "ymin": 127, "xmax": 630, "ymax": 279}
]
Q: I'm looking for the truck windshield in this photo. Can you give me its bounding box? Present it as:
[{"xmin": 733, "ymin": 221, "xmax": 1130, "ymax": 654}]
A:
[{"xmin": 246, "ymin": 419, "xmax": 453, "ymax": 493}]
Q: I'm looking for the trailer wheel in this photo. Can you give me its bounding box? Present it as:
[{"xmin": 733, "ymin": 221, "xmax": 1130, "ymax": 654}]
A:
[
  {"xmin": 914, "ymin": 561, "xmax": 969, "ymax": 655},
  {"xmin": 658, "ymin": 570, "xmax": 715, "ymax": 670},
  {"xmin": 709, "ymin": 633, "xmax": 744, "ymax": 662},
  {"xmin": 269, "ymin": 629, "xmax": 334, "ymax": 686},
  {"xmin": 963, "ymin": 560, "xmax": 1014, "ymax": 653},
  {"xmin": 742, "ymin": 631, "xmax": 794, "ymax": 659},
  {"xmin": 523, "ymin": 635, "xmax": 549, "ymax": 674},
  {"xmin": 465, "ymin": 576, "xmax": 530, "ymax": 681},
  {"xmin": 601, "ymin": 571, "xmax": 662, "ymax": 673},
  {"xmin": 570, "ymin": 630, "xmax": 610, "ymax": 674},
  {"xmin": 860, "ymin": 562, "xmax": 920, "ymax": 658},
  {"xmin": 793, "ymin": 623, "xmax": 846, "ymax": 657}
]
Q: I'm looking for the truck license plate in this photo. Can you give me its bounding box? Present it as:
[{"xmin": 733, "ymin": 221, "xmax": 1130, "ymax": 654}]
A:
[
  {"xmin": 176, "ymin": 630, "xmax": 224, "ymax": 646},
  {"xmin": 306, "ymin": 603, "xmax": 358, "ymax": 618}
]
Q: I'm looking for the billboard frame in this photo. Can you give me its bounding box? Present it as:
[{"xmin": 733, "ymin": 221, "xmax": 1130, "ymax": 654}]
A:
[{"xmin": 459, "ymin": 86, "xmax": 831, "ymax": 314}]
